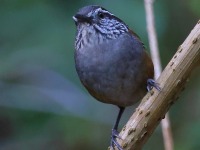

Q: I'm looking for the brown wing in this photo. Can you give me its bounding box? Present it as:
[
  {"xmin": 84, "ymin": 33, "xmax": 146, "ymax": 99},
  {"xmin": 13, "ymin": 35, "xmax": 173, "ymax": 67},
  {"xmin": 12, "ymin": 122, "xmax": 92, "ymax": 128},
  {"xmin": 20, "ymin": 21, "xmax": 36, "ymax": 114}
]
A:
[
  {"xmin": 129, "ymin": 29, "xmax": 154, "ymax": 79},
  {"xmin": 128, "ymin": 29, "xmax": 141, "ymax": 40},
  {"xmin": 144, "ymin": 51, "xmax": 154, "ymax": 79}
]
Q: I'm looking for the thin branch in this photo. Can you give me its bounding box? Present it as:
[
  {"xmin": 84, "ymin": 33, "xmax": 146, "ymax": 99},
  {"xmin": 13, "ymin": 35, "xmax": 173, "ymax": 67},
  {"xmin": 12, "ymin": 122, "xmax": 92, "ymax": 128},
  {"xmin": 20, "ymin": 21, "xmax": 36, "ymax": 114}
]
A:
[
  {"xmin": 161, "ymin": 114, "xmax": 174, "ymax": 150},
  {"xmin": 144, "ymin": 0, "xmax": 174, "ymax": 149},
  {"xmin": 116, "ymin": 21, "xmax": 200, "ymax": 150},
  {"xmin": 144, "ymin": 0, "xmax": 162, "ymax": 78}
]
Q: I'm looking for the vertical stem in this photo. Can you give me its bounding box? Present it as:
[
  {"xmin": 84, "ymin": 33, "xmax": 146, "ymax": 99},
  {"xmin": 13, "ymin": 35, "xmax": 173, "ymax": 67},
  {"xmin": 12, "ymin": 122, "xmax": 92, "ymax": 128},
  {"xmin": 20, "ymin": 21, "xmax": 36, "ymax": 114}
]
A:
[
  {"xmin": 144, "ymin": 0, "xmax": 162, "ymax": 78},
  {"xmin": 162, "ymin": 114, "xmax": 174, "ymax": 150},
  {"xmin": 144, "ymin": 0, "xmax": 174, "ymax": 150}
]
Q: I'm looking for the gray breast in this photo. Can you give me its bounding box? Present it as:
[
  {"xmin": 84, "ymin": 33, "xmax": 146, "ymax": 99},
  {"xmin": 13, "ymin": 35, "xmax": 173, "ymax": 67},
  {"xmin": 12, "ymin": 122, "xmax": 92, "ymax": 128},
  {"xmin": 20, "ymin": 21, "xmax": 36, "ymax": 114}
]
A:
[{"xmin": 75, "ymin": 32, "xmax": 147, "ymax": 107}]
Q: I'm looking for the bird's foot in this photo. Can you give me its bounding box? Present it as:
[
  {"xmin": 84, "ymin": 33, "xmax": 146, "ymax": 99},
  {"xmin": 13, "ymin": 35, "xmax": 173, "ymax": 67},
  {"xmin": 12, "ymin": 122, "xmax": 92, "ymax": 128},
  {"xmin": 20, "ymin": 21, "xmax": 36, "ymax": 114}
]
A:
[
  {"xmin": 147, "ymin": 79, "xmax": 161, "ymax": 92},
  {"xmin": 110, "ymin": 129, "xmax": 123, "ymax": 150}
]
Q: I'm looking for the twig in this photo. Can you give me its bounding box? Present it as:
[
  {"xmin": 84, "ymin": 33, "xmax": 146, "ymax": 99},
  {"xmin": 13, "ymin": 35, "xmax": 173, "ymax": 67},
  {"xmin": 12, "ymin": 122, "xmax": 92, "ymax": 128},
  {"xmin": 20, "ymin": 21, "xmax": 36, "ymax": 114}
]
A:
[
  {"xmin": 144, "ymin": 0, "xmax": 162, "ymax": 78},
  {"xmin": 144, "ymin": 0, "xmax": 174, "ymax": 150},
  {"xmin": 161, "ymin": 114, "xmax": 174, "ymax": 150},
  {"xmin": 116, "ymin": 21, "xmax": 200, "ymax": 150}
]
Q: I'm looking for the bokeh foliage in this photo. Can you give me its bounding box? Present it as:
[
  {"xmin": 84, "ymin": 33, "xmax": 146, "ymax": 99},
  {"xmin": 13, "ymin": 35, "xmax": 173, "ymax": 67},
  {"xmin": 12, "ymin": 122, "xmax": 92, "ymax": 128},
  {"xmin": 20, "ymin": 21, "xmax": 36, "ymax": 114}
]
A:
[{"xmin": 0, "ymin": 0, "xmax": 199, "ymax": 149}]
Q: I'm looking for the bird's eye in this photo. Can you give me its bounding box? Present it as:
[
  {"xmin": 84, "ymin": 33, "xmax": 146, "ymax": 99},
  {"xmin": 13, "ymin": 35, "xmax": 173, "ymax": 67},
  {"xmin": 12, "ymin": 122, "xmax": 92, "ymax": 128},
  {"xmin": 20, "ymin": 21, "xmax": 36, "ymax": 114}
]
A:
[{"xmin": 98, "ymin": 12, "xmax": 105, "ymax": 19}]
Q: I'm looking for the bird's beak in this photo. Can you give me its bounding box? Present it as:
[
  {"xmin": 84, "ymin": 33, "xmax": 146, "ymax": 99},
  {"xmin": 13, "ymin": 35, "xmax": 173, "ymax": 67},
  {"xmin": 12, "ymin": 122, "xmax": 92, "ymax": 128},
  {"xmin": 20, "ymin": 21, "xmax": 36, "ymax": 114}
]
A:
[
  {"xmin": 72, "ymin": 14, "xmax": 92, "ymax": 24},
  {"xmin": 72, "ymin": 16, "xmax": 78, "ymax": 22}
]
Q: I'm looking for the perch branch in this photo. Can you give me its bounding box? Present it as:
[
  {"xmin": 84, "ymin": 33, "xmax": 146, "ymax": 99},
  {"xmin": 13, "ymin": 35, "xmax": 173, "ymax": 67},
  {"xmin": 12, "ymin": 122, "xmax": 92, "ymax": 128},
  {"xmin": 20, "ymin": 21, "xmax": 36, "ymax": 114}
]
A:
[
  {"xmin": 144, "ymin": 0, "xmax": 174, "ymax": 149},
  {"xmin": 116, "ymin": 20, "xmax": 200, "ymax": 150}
]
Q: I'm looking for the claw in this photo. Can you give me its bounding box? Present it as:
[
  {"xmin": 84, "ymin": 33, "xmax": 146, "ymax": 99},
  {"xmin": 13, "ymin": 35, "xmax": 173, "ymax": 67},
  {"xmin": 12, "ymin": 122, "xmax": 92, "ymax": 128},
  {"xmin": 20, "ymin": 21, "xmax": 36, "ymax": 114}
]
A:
[
  {"xmin": 147, "ymin": 79, "xmax": 161, "ymax": 92},
  {"xmin": 110, "ymin": 129, "xmax": 123, "ymax": 150},
  {"xmin": 112, "ymin": 129, "xmax": 122, "ymax": 140}
]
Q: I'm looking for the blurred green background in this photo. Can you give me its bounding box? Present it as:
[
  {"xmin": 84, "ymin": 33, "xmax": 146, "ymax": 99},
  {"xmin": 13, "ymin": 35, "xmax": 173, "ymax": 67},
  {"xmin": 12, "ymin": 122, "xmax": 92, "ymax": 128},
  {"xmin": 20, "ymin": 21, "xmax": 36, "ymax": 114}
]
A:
[{"xmin": 0, "ymin": 0, "xmax": 200, "ymax": 150}]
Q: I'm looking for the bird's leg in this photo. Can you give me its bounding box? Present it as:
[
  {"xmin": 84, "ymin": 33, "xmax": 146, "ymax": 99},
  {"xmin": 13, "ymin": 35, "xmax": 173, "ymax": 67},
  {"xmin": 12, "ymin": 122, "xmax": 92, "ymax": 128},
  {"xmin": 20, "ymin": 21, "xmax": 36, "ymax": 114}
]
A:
[
  {"xmin": 110, "ymin": 106, "xmax": 125, "ymax": 150},
  {"xmin": 147, "ymin": 79, "xmax": 161, "ymax": 92}
]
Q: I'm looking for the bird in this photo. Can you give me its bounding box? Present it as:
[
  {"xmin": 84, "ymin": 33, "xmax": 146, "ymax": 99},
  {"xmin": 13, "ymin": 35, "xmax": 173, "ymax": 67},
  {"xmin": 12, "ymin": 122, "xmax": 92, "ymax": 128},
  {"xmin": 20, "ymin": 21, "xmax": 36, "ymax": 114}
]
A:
[{"xmin": 72, "ymin": 5, "xmax": 160, "ymax": 150}]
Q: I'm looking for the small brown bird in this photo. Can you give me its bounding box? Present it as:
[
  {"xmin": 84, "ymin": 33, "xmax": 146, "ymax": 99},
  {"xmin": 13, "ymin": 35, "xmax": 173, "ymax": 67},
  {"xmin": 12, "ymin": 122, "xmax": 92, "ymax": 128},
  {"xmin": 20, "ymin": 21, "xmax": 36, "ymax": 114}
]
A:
[{"xmin": 73, "ymin": 5, "xmax": 160, "ymax": 150}]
